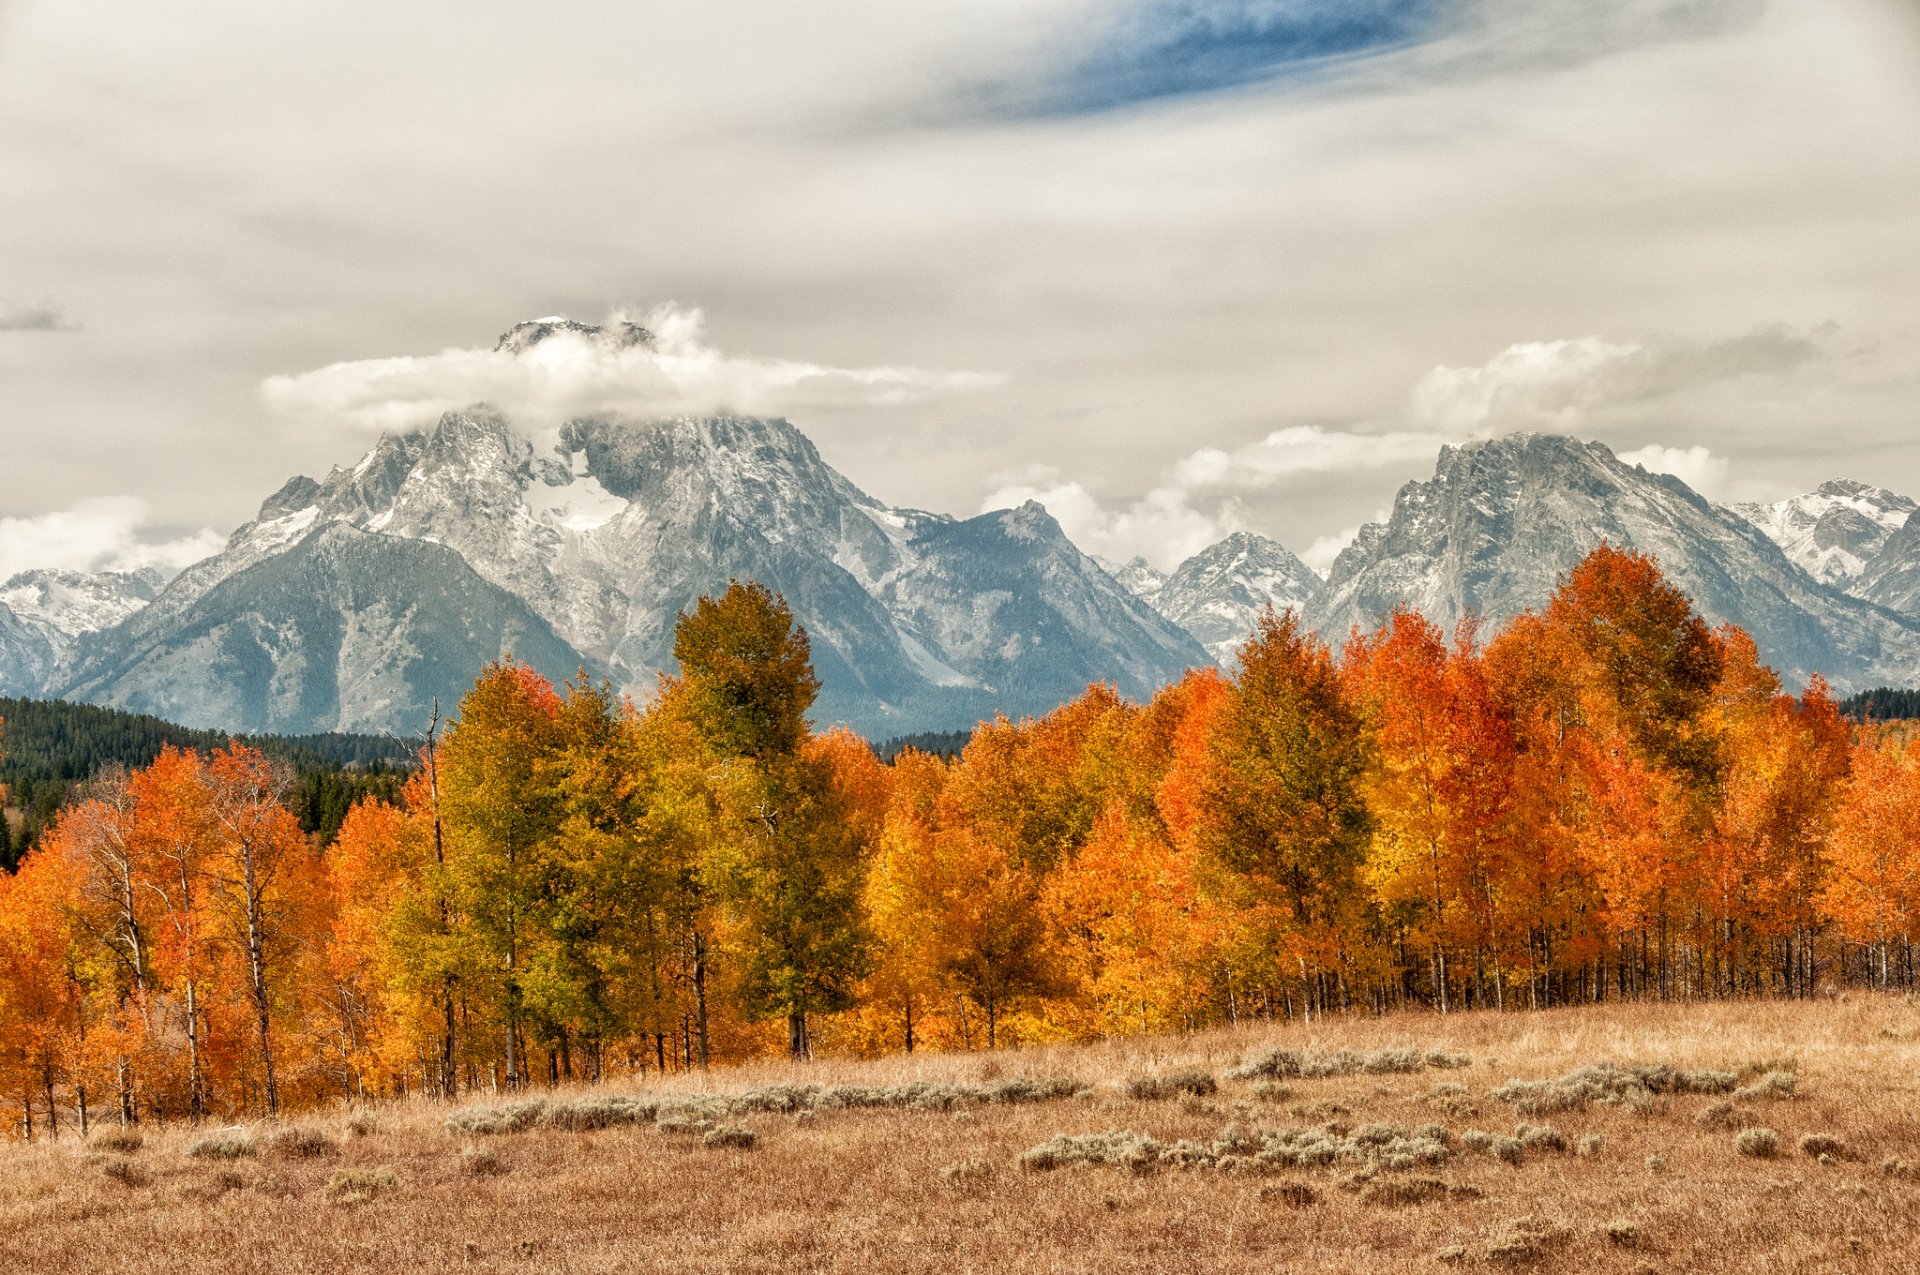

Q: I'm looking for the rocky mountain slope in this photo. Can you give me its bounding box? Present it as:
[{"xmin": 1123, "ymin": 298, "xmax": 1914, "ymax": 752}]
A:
[
  {"xmin": 1130, "ymin": 533, "xmax": 1321, "ymax": 665},
  {"xmin": 62, "ymin": 526, "xmax": 586, "ymax": 735},
  {"xmin": 52, "ymin": 323, "xmax": 1207, "ymax": 735},
  {"xmin": 1306, "ymin": 433, "xmax": 1920, "ymax": 692},
  {"xmin": 1733, "ymin": 480, "xmax": 1916, "ymax": 590}
]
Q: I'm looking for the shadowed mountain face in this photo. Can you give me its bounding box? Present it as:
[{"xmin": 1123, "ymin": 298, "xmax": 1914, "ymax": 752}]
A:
[
  {"xmin": 1857, "ymin": 512, "xmax": 1920, "ymax": 620},
  {"xmin": 61, "ymin": 525, "xmax": 587, "ymax": 735},
  {"xmin": 1305, "ymin": 433, "xmax": 1920, "ymax": 693},
  {"xmin": 54, "ymin": 393, "xmax": 1207, "ymax": 736}
]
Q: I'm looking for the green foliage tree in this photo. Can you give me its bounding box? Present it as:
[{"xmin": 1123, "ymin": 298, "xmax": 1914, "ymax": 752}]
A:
[{"xmin": 671, "ymin": 581, "xmax": 868, "ymax": 1059}]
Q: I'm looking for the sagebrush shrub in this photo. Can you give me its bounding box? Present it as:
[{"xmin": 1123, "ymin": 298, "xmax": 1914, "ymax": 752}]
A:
[
  {"xmin": 461, "ymin": 1146, "xmax": 505, "ymax": 1177},
  {"xmin": 325, "ymin": 1167, "xmax": 398, "ymax": 1204},
  {"xmin": 941, "ymin": 1157, "xmax": 994, "ymax": 1184},
  {"xmin": 1485, "ymin": 1216, "xmax": 1572, "ymax": 1266},
  {"xmin": 702, "ymin": 1125, "xmax": 756, "ymax": 1150},
  {"xmin": 1695, "ymin": 1101, "xmax": 1744, "ymax": 1129},
  {"xmin": 1799, "ymin": 1133, "xmax": 1843, "ymax": 1160},
  {"xmin": 1260, "ymin": 1181, "xmax": 1318, "ymax": 1208},
  {"xmin": 1227, "ymin": 1046, "xmax": 1471, "ymax": 1082},
  {"xmin": 445, "ymin": 1100, "xmax": 547, "ymax": 1136},
  {"xmin": 185, "ymin": 1131, "xmax": 254, "ymax": 1160},
  {"xmin": 1126, "ymin": 1069, "xmax": 1217, "ymax": 1101},
  {"xmin": 1605, "ymin": 1219, "xmax": 1641, "ymax": 1247},
  {"xmin": 1576, "ymin": 1134, "xmax": 1603, "ymax": 1158},
  {"xmin": 100, "ymin": 1157, "xmax": 148, "ymax": 1188},
  {"xmin": 1734, "ymin": 1127, "xmax": 1779, "ymax": 1158},
  {"xmin": 1734, "ymin": 1071, "xmax": 1798, "ymax": 1102},
  {"xmin": 89, "ymin": 1128, "xmax": 143, "ymax": 1154},
  {"xmin": 265, "ymin": 1125, "xmax": 335, "ymax": 1160}
]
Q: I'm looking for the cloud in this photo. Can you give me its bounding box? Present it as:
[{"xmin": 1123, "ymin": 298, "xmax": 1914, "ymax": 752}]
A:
[
  {"xmin": 0, "ymin": 498, "xmax": 221, "ymax": 581},
  {"xmin": 0, "ymin": 300, "xmax": 78, "ymax": 332},
  {"xmin": 984, "ymin": 426, "xmax": 1445, "ymax": 569},
  {"xmin": 1171, "ymin": 424, "xmax": 1449, "ymax": 489},
  {"xmin": 260, "ymin": 305, "xmax": 1002, "ymax": 436},
  {"xmin": 1300, "ymin": 520, "xmax": 1374, "ymax": 574},
  {"xmin": 1410, "ymin": 327, "xmax": 1825, "ymax": 430},
  {"xmin": 1616, "ymin": 442, "xmax": 1732, "ymax": 499},
  {"xmin": 981, "ymin": 465, "xmax": 1236, "ymax": 567}
]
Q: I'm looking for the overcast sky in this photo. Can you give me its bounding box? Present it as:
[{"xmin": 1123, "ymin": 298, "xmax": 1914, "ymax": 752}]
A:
[{"xmin": 1, "ymin": 0, "xmax": 1916, "ymax": 577}]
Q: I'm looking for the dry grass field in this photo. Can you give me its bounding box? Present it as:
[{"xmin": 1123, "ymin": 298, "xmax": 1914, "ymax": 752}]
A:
[{"xmin": 4, "ymin": 996, "xmax": 1918, "ymax": 1274}]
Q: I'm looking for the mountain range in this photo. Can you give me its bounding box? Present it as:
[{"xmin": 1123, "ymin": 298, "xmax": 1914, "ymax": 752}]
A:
[{"xmin": 10, "ymin": 320, "xmax": 1920, "ymax": 737}]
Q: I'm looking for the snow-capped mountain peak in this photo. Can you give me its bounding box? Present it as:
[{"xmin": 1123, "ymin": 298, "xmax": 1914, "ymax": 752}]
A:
[
  {"xmin": 1733, "ymin": 478, "xmax": 1916, "ymax": 588},
  {"xmin": 1094, "ymin": 555, "xmax": 1169, "ymax": 599},
  {"xmin": 494, "ymin": 316, "xmax": 655, "ymax": 356},
  {"xmin": 1148, "ymin": 531, "xmax": 1322, "ymax": 666},
  {"xmin": 52, "ymin": 395, "xmax": 1206, "ymax": 735},
  {"xmin": 0, "ymin": 567, "xmax": 166, "ymax": 638},
  {"xmin": 1307, "ymin": 434, "xmax": 1920, "ymax": 692}
]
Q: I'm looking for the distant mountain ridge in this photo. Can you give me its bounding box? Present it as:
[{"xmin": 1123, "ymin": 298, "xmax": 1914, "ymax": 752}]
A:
[
  {"xmin": 9, "ymin": 318, "xmax": 1920, "ymax": 729},
  {"xmin": 36, "ymin": 323, "xmax": 1208, "ymax": 735},
  {"xmin": 1103, "ymin": 533, "xmax": 1321, "ymax": 666},
  {"xmin": 1733, "ymin": 479, "xmax": 1916, "ymax": 588},
  {"xmin": 1307, "ymin": 434, "xmax": 1920, "ymax": 692}
]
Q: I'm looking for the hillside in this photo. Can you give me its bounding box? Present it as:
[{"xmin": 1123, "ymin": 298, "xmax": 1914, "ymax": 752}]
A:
[{"xmin": 0, "ymin": 696, "xmax": 413, "ymax": 866}]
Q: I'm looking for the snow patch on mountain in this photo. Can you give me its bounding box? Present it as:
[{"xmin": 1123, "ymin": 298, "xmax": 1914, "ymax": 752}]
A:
[
  {"xmin": 1147, "ymin": 532, "xmax": 1322, "ymax": 665},
  {"xmin": 523, "ymin": 450, "xmax": 630, "ymax": 531},
  {"xmin": 1733, "ymin": 479, "xmax": 1916, "ymax": 589},
  {"xmin": 0, "ymin": 567, "xmax": 165, "ymax": 638}
]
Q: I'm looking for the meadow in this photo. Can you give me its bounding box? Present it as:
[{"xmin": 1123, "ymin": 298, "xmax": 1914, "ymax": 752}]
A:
[{"xmin": 4, "ymin": 994, "xmax": 1916, "ymax": 1274}]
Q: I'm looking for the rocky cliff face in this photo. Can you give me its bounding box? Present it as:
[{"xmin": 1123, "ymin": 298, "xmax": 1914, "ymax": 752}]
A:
[{"xmin": 1306, "ymin": 433, "xmax": 1920, "ymax": 692}]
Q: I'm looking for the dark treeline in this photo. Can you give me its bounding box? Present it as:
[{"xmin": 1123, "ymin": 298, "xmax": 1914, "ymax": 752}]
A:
[
  {"xmin": 873, "ymin": 729, "xmax": 972, "ymax": 762},
  {"xmin": 0, "ymin": 696, "xmax": 413, "ymax": 867},
  {"xmin": 1840, "ymin": 687, "xmax": 1920, "ymax": 722}
]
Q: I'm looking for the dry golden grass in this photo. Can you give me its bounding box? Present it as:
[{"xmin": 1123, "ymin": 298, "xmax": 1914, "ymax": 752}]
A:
[{"xmin": 4, "ymin": 995, "xmax": 1919, "ymax": 1273}]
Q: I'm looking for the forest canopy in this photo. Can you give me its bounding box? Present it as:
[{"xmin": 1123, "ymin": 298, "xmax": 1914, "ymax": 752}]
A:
[{"xmin": 2, "ymin": 551, "xmax": 1919, "ymax": 1138}]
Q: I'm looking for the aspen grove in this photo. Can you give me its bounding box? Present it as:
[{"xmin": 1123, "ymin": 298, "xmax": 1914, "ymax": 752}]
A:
[{"xmin": 4, "ymin": 549, "xmax": 1920, "ymax": 1137}]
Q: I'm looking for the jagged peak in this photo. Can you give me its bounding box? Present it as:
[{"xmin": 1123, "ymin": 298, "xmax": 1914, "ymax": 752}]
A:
[{"xmin": 494, "ymin": 316, "xmax": 655, "ymax": 356}]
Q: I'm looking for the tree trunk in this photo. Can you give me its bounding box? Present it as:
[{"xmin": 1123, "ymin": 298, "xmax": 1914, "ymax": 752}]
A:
[
  {"xmin": 788, "ymin": 1007, "xmax": 808, "ymax": 1061},
  {"xmin": 186, "ymin": 980, "xmax": 205, "ymax": 1122},
  {"xmin": 239, "ymin": 840, "xmax": 279, "ymax": 1116},
  {"xmin": 692, "ymin": 930, "xmax": 711, "ymax": 1070}
]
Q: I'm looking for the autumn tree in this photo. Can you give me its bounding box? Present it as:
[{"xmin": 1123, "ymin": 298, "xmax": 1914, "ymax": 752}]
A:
[
  {"xmin": 672, "ymin": 582, "xmax": 868, "ymax": 1060},
  {"xmin": 1194, "ymin": 608, "xmax": 1373, "ymax": 1017}
]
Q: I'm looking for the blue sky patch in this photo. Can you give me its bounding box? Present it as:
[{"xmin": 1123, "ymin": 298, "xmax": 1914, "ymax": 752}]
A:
[{"xmin": 1015, "ymin": 0, "xmax": 1449, "ymax": 117}]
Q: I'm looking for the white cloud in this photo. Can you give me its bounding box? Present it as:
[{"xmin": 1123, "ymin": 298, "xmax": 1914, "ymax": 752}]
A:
[
  {"xmin": 1171, "ymin": 425, "xmax": 1448, "ymax": 490},
  {"xmin": 1616, "ymin": 443, "xmax": 1732, "ymax": 499},
  {"xmin": 260, "ymin": 304, "xmax": 1002, "ymax": 436},
  {"xmin": 1301, "ymin": 521, "xmax": 1374, "ymax": 575},
  {"xmin": 983, "ymin": 426, "xmax": 1445, "ymax": 569},
  {"xmin": 1411, "ymin": 328, "xmax": 1825, "ymax": 431},
  {"xmin": 0, "ymin": 498, "xmax": 221, "ymax": 581},
  {"xmin": 980, "ymin": 465, "xmax": 1234, "ymax": 568}
]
